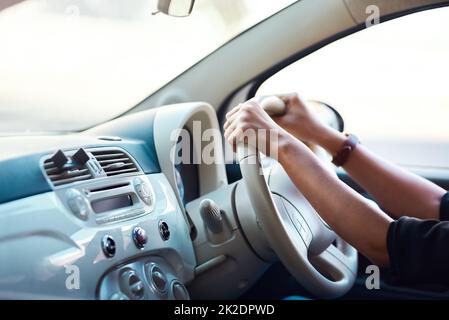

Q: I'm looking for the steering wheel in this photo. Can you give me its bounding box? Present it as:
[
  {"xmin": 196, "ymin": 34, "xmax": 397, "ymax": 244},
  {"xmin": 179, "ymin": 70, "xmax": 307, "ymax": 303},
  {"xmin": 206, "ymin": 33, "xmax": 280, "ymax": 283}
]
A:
[{"xmin": 237, "ymin": 96, "xmax": 357, "ymax": 299}]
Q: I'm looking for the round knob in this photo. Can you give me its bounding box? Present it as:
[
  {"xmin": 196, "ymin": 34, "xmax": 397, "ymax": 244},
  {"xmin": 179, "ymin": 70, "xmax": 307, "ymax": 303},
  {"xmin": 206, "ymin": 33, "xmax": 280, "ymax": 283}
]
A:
[
  {"xmin": 109, "ymin": 292, "xmax": 129, "ymax": 300},
  {"xmin": 148, "ymin": 264, "xmax": 168, "ymax": 294},
  {"xmin": 120, "ymin": 269, "xmax": 145, "ymax": 300},
  {"xmin": 199, "ymin": 199, "xmax": 223, "ymax": 233},
  {"xmin": 132, "ymin": 226, "xmax": 148, "ymax": 249},
  {"xmin": 171, "ymin": 281, "xmax": 190, "ymax": 300},
  {"xmin": 159, "ymin": 221, "xmax": 170, "ymax": 241},
  {"xmin": 101, "ymin": 235, "xmax": 116, "ymax": 258},
  {"xmin": 134, "ymin": 178, "xmax": 155, "ymax": 208},
  {"xmin": 66, "ymin": 189, "xmax": 89, "ymax": 220}
]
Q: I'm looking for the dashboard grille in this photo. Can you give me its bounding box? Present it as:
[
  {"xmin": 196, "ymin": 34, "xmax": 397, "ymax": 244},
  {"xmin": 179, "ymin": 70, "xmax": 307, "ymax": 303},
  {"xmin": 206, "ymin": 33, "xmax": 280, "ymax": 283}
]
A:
[
  {"xmin": 43, "ymin": 160, "xmax": 92, "ymax": 186},
  {"xmin": 91, "ymin": 149, "xmax": 139, "ymax": 176}
]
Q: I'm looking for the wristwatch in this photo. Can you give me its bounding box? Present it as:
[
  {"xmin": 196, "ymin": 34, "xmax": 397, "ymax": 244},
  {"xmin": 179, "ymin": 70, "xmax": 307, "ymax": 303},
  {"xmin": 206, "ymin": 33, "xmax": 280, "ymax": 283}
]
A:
[{"xmin": 332, "ymin": 133, "xmax": 360, "ymax": 167}]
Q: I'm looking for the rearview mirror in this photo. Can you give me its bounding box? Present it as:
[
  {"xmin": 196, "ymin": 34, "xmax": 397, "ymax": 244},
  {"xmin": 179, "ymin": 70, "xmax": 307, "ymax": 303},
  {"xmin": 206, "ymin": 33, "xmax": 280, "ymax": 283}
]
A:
[{"xmin": 157, "ymin": 0, "xmax": 195, "ymax": 17}]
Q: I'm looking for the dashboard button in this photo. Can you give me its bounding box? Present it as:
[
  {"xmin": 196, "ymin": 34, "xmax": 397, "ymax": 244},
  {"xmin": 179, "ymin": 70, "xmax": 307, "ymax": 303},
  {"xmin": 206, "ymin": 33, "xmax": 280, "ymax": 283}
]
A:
[
  {"xmin": 159, "ymin": 221, "xmax": 170, "ymax": 241},
  {"xmin": 101, "ymin": 235, "xmax": 116, "ymax": 258},
  {"xmin": 132, "ymin": 226, "xmax": 148, "ymax": 249}
]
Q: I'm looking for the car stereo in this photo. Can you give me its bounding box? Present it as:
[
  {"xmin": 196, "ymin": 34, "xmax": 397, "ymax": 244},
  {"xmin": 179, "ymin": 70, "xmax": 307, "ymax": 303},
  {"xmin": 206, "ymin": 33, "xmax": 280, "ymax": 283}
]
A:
[{"xmin": 57, "ymin": 176, "xmax": 156, "ymax": 225}]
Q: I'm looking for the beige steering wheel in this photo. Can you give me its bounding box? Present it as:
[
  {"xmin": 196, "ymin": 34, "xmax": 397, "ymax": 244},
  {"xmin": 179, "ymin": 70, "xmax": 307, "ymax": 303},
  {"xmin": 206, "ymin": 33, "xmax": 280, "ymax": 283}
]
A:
[{"xmin": 237, "ymin": 96, "xmax": 357, "ymax": 299}]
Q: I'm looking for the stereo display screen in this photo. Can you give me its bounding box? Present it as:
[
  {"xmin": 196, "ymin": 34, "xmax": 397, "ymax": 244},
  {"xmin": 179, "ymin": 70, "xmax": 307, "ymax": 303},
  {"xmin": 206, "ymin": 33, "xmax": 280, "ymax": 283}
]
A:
[{"xmin": 91, "ymin": 194, "xmax": 133, "ymax": 214}]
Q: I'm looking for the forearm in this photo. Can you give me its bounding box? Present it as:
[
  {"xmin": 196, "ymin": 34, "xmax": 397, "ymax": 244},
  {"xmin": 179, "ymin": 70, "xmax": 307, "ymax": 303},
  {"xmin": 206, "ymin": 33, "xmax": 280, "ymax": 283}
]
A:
[
  {"xmin": 278, "ymin": 134, "xmax": 392, "ymax": 266},
  {"xmin": 314, "ymin": 127, "xmax": 446, "ymax": 220}
]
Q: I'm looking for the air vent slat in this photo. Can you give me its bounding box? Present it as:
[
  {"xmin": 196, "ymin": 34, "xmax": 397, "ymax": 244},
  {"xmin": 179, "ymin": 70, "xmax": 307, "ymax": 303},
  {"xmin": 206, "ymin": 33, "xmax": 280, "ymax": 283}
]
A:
[
  {"xmin": 91, "ymin": 153, "xmax": 125, "ymax": 160},
  {"xmin": 49, "ymin": 169, "xmax": 90, "ymax": 181},
  {"xmin": 92, "ymin": 149, "xmax": 139, "ymax": 177},
  {"xmin": 44, "ymin": 162, "xmax": 56, "ymax": 169},
  {"xmin": 52, "ymin": 174, "xmax": 93, "ymax": 186},
  {"xmin": 103, "ymin": 168, "xmax": 138, "ymax": 176},
  {"xmin": 103, "ymin": 163, "xmax": 135, "ymax": 171},
  {"xmin": 45, "ymin": 167, "xmax": 62, "ymax": 175},
  {"xmin": 98, "ymin": 158, "xmax": 131, "ymax": 165}
]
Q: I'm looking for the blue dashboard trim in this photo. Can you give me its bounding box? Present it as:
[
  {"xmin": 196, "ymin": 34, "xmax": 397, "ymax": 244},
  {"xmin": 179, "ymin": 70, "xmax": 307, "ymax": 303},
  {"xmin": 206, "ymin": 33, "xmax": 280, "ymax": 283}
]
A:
[{"xmin": 0, "ymin": 153, "xmax": 52, "ymax": 205}]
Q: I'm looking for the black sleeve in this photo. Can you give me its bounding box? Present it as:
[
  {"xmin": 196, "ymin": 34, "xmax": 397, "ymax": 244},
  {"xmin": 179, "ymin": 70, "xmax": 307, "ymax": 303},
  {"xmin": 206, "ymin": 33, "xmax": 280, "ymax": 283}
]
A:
[
  {"xmin": 440, "ymin": 192, "xmax": 449, "ymax": 221},
  {"xmin": 387, "ymin": 216, "xmax": 449, "ymax": 287}
]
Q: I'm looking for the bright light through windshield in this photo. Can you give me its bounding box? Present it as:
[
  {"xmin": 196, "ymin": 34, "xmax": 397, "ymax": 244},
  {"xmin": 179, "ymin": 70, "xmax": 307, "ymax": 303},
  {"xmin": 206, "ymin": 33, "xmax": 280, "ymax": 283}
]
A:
[{"xmin": 0, "ymin": 0, "xmax": 296, "ymax": 133}]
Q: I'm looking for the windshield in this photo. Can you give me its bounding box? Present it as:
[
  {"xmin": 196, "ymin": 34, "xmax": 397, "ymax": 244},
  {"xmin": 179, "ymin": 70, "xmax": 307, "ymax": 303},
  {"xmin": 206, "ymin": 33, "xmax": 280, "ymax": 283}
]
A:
[{"xmin": 0, "ymin": 0, "xmax": 296, "ymax": 133}]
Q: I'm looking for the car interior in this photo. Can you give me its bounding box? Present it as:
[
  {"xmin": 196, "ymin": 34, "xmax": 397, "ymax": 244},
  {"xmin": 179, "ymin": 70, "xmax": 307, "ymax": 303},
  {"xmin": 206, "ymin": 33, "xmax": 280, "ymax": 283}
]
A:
[{"xmin": 1, "ymin": 0, "xmax": 449, "ymax": 300}]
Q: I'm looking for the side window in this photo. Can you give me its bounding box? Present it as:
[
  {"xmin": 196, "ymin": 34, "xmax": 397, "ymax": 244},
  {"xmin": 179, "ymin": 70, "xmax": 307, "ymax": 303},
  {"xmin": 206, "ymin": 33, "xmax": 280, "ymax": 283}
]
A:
[{"xmin": 257, "ymin": 8, "xmax": 449, "ymax": 169}]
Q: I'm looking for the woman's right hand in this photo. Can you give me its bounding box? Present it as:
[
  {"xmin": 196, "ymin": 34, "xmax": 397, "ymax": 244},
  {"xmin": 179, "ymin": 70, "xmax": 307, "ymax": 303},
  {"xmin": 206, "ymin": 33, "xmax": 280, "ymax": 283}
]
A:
[{"xmin": 272, "ymin": 92, "xmax": 326, "ymax": 145}]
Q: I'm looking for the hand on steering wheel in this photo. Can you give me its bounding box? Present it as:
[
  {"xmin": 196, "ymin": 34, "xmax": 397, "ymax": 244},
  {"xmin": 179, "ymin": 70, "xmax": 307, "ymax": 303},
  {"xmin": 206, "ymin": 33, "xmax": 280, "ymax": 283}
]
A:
[{"xmin": 224, "ymin": 95, "xmax": 357, "ymax": 299}]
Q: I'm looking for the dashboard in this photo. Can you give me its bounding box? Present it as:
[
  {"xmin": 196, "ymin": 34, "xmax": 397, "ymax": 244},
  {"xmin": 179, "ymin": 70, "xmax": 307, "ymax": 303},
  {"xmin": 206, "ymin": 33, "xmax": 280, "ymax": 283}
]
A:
[{"xmin": 0, "ymin": 102, "xmax": 266, "ymax": 300}]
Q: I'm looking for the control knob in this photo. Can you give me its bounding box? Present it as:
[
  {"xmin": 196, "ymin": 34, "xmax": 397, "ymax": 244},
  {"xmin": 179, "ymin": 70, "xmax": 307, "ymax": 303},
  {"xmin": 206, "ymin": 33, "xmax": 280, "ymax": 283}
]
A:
[
  {"xmin": 120, "ymin": 269, "xmax": 145, "ymax": 300},
  {"xmin": 101, "ymin": 235, "xmax": 116, "ymax": 258},
  {"xmin": 66, "ymin": 188, "xmax": 89, "ymax": 220},
  {"xmin": 134, "ymin": 178, "xmax": 155, "ymax": 209},
  {"xmin": 132, "ymin": 226, "xmax": 148, "ymax": 249}
]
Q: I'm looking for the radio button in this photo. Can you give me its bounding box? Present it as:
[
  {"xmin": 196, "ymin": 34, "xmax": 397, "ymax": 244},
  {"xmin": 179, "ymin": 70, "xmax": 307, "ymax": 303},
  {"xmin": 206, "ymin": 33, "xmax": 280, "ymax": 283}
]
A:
[
  {"xmin": 159, "ymin": 221, "xmax": 170, "ymax": 241},
  {"xmin": 101, "ymin": 235, "xmax": 116, "ymax": 258},
  {"xmin": 132, "ymin": 226, "xmax": 148, "ymax": 249}
]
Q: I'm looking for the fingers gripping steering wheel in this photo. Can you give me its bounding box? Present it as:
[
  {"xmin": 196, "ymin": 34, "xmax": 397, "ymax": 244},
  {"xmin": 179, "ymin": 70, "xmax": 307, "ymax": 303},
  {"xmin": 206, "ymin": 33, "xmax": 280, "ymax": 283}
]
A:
[{"xmin": 237, "ymin": 96, "xmax": 357, "ymax": 299}]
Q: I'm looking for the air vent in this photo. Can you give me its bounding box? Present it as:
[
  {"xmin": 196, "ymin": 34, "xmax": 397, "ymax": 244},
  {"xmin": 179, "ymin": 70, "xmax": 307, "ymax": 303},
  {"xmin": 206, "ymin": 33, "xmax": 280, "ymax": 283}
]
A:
[
  {"xmin": 43, "ymin": 159, "xmax": 92, "ymax": 186},
  {"xmin": 91, "ymin": 149, "xmax": 139, "ymax": 177}
]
